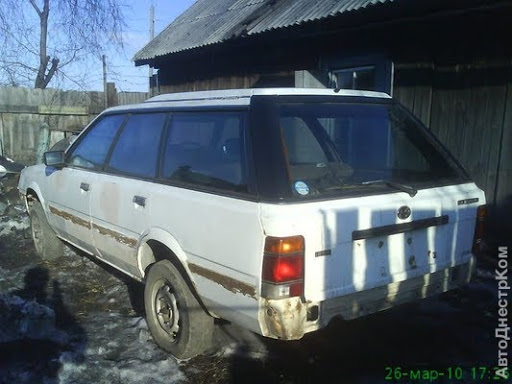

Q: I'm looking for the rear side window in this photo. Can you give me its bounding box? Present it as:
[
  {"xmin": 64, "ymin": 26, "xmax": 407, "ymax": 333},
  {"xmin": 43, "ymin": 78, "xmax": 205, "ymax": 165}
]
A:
[
  {"xmin": 281, "ymin": 117, "xmax": 329, "ymax": 164},
  {"xmin": 68, "ymin": 114, "xmax": 126, "ymax": 170},
  {"xmin": 161, "ymin": 112, "xmax": 247, "ymax": 193},
  {"xmin": 107, "ymin": 113, "xmax": 167, "ymax": 178}
]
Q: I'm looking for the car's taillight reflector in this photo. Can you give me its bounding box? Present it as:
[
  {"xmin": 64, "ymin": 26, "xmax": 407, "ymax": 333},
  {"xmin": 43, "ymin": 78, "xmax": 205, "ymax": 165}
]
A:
[
  {"xmin": 472, "ymin": 204, "xmax": 487, "ymax": 254},
  {"xmin": 262, "ymin": 254, "xmax": 303, "ymax": 283},
  {"xmin": 261, "ymin": 235, "xmax": 305, "ymax": 299}
]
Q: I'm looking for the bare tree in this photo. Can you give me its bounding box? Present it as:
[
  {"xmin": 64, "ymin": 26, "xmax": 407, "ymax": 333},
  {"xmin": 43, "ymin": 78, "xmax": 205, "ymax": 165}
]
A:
[{"xmin": 0, "ymin": 0, "xmax": 125, "ymax": 89}]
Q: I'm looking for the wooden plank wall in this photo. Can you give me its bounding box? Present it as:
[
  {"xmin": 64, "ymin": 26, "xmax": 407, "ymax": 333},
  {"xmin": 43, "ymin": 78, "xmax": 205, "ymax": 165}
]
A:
[
  {"xmin": 0, "ymin": 86, "xmax": 148, "ymax": 164},
  {"xmin": 158, "ymin": 74, "xmax": 260, "ymax": 94},
  {"xmin": 394, "ymin": 64, "xmax": 511, "ymax": 240},
  {"xmin": 157, "ymin": 71, "xmax": 294, "ymax": 94},
  {"xmin": 393, "ymin": 66, "xmax": 433, "ymax": 126},
  {"xmin": 495, "ymin": 79, "xmax": 512, "ymax": 239}
]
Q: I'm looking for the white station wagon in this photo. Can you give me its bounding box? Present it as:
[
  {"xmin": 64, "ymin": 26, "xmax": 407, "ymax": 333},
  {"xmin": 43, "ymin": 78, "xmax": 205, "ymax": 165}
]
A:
[{"xmin": 18, "ymin": 88, "xmax": 486, "ymax": 358}]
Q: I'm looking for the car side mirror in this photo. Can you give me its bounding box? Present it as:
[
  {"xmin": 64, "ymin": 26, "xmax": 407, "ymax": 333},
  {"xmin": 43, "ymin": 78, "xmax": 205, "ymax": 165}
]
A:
[{"xmin": 44, "ymin": 151, "xmax": 66, "ymax": 168}]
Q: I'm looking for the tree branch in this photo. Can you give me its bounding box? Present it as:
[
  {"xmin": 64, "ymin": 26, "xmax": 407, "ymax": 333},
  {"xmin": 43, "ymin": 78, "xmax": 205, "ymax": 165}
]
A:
[
  {"xmin": 58, "ymin": 47, "xmax": 83, "ymax": 68},
  {"xmin": 1, "ymin": 0, "xmax": 125, "ymax": 89},
  {"xmin": 2, "ymin": 60, "xmax": 38, "ymax": 73},
  {"xmin": 28, "ymin": 0, "xmax": 42, "ymax": 17},
  {"xmin": 42, "ymin": 57, "xmax": 59, "ymax": 88},
  {"xmin": 34, "ymin": 0, "xmax": 50, "ymax": 88}
]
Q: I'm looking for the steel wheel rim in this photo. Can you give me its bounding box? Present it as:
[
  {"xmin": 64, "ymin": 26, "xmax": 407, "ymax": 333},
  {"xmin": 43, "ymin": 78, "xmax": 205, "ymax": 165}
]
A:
[
  {"xmin": 154, "ymin": 280, "xmax": 181, "ymax": 342},
  {"xmin": 31, "ymin": 213, "xmax": 43, "ymax": 254}
]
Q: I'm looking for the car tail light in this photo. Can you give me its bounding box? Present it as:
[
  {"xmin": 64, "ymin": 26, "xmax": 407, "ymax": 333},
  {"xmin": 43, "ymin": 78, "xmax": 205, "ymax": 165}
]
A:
[
  {"xmin": 261, "ymin": 236, "xmax": 304, "ymax": 299},
  {"xmin": 472, "ymin": 205, "xmax": 487, "ymax": 254}
]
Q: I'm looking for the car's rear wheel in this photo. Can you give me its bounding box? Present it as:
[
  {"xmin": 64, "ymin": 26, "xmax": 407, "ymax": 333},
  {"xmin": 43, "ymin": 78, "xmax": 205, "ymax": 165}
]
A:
[
  {"xmin": 144, "ymin": 260, "xmax": 213, "ymax": 359},
  {"xmin": 30, "ymin": 201, "xmax": 64, "ymax": 260}
]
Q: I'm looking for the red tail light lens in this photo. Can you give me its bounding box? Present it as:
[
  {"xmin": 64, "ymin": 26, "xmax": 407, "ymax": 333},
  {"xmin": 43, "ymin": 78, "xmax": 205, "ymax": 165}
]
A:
[
  {"xmin": 262, "ymin": 254, "xmax": 303, "ymax": 283},
  {"xmin": 261, "ymin": 235, "xmax": 305, "ymax": 298},
  {"xmin": 472, "ymin": 204, "xmax": 487, "ymax": 254}
]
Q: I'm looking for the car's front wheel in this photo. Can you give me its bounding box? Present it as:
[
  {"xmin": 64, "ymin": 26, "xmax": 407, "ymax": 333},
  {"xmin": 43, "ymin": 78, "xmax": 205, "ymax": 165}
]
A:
[
  {"xmin": 30, "ymin": 201, "xmax": 64, "ymax": 260},
  {"xmin": 144, "ymin": 260, "xmax": 213, "ymax": 359}
]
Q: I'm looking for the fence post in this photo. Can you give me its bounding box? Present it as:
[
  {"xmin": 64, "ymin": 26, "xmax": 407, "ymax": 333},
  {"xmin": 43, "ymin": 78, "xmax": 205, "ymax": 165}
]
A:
[
  {"xmin": 107, "ymin": 82, "xmax": 118, "ymax": 107},
  {"xmin": 35, "ymin": 122, "xmax": 51, "ymax": 164}
]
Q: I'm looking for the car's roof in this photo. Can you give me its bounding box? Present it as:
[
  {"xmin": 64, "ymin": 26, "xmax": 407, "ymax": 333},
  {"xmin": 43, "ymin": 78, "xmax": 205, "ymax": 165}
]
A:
[{"xmin": 106, "ymin": 87, "xmax": 391, "ymax": 113}]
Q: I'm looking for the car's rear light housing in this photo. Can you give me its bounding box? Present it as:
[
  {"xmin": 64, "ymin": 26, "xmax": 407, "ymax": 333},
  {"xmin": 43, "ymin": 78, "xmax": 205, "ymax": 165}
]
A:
[
  {"xmin": 472, "ymin": 204, "xmax": 487, "ymax": 254},
  {"xmin": 261, "ymin": 236, "xmax": 304, "ymax": 299}
]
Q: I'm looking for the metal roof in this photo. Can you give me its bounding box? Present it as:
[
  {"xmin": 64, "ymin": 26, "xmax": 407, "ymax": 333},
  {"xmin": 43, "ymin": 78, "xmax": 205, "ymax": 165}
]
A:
[{"xmin": 133, "ymin": 0, "xmax": 394, "ymax": 63}]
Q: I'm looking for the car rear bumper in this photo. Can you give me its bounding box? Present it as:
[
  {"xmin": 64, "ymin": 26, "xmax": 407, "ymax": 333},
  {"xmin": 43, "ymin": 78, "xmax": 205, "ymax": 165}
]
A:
[
  {"xmin": 321, "ymin": 257, "xmax": 475, "ymax": 323},
  {"xmin": 260, "ymin": 257, "xmax": 475, "ymax": 340}
]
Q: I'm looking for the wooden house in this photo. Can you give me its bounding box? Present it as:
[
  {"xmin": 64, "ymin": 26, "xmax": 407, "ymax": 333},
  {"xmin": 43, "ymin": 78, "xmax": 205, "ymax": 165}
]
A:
[{"xmin": 134, "ymin": 0, "xmax": 512, "ymax": 244}]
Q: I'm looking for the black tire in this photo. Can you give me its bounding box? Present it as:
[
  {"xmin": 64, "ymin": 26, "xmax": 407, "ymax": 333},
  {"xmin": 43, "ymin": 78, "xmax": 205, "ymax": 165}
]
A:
[
  {"xmin": 30, "ymin": 201, "xmax": 64, "ymax": 260},
  {"xmin": 144, "ymin": 260, "xmax": 213, "ymax": 359}
]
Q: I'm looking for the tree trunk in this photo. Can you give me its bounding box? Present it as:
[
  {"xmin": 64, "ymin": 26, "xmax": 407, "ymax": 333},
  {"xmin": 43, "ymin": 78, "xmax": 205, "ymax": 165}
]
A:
[{"xmin": 31, "ymin": 0, "xmax": 58, "ymax": 89}]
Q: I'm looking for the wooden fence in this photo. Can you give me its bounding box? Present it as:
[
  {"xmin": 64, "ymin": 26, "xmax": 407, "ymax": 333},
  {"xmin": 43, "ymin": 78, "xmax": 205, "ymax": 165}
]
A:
[
  {"xmin": 394, "ymin": 64, "xmax": 512, "ymax": 241},
  {"xmin": 0, "ymin": 84, "xmax": 148, "ymax": 164}
]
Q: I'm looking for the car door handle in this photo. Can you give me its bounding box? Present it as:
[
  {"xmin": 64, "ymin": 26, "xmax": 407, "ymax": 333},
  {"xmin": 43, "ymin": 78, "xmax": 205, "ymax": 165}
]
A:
[
  {"xmin": 133, "ymin": 195, "xmax": 146, "ymax": 207},
  {"xmin": 80, "ymin": 182, "xmax": 90, "ymax": 192}
]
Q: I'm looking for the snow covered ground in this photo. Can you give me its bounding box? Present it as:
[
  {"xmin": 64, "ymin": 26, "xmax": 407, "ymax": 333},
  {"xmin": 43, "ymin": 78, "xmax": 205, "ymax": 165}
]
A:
[
  {"xmin": 0, "ymin": 246, "xmax": 185, "ymax": 384},
  {"xmin": 0, "ymin": 176, "xmax": 504, "ymax": 384}
]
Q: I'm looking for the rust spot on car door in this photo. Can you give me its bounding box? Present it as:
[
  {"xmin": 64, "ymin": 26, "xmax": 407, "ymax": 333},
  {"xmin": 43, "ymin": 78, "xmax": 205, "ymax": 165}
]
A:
[
  {"xmin": 188, "ymin": 263, "xmax": 256, "ymax": 299},
  {"xmin": 49, "ymin": 205, "xmax": 91, "ymax": 229},
  {"xmin": 92, "ymin": 224, "xmax": 137, "ymax": 248}
]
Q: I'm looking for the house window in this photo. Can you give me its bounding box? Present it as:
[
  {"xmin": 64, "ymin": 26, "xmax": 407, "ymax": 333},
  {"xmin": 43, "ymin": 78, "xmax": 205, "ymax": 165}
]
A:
[
  {"xmin": 331, "ymin": 66, "xmax": 376, "ymax": 91},
  {"xmin": 326, "ymin": 55, "xmax": 393, "ymax": 94}
]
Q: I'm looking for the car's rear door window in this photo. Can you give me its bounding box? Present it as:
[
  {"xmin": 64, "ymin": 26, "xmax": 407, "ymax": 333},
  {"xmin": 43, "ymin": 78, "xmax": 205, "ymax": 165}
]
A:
[{"xmin": 161, "ymin": 112, "xmax": 247, "ymax": 193}]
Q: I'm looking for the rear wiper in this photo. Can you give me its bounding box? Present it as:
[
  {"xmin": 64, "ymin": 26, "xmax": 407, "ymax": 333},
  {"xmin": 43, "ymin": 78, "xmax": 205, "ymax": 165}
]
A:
[{"xmin": 361, "ymin": 179, "xmax": 418, "ymax": 197}]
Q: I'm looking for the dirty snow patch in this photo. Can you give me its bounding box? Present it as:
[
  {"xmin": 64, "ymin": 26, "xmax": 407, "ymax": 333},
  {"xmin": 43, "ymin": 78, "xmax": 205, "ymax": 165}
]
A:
[
  {"xmin": 0, "ymin": 293, "xmax": 67, "ymax": 344},
  {"xmin": 57, "ymin": 313, "xmax": 186, "ymax": 384},
  {"xmin": 0, "ymin": 216, "xmax": 29, "ymax": 236}
]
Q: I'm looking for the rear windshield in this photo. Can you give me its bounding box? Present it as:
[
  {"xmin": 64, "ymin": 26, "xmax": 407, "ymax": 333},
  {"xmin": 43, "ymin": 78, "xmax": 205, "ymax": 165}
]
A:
[{"xmin": 277, "ymin": 102, "xmax": 467, "ymax": 198}]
